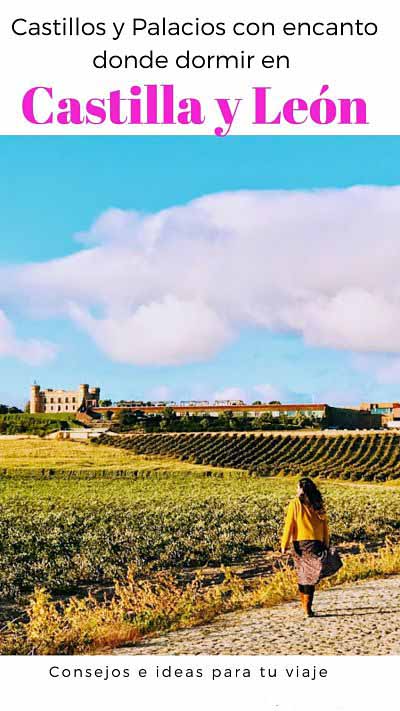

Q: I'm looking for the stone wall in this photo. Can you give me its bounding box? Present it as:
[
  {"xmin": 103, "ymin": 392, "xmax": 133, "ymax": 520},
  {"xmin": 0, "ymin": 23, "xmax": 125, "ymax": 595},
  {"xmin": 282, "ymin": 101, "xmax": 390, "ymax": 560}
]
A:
[{"xmin": 30, "ymin": 384, "xmax": 100, "ymax": 413}]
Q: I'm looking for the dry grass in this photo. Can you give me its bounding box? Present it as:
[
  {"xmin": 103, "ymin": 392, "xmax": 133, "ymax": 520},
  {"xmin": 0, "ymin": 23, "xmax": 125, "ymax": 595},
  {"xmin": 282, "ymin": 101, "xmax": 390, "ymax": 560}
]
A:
[
  {"xmin": 2, "ymin": 544, "xmax": 400, "ymax": 655},
  {"xmin": 0, "ymin": 439, "xmax": 239, "ymax": 475}
]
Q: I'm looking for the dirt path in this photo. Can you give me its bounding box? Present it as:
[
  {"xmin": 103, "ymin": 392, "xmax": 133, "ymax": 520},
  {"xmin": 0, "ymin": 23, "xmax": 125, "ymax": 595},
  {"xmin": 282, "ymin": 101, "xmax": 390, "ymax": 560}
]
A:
[{"xmin": 114, "ymin": 575, "xmax": 400, "ymax": 655}]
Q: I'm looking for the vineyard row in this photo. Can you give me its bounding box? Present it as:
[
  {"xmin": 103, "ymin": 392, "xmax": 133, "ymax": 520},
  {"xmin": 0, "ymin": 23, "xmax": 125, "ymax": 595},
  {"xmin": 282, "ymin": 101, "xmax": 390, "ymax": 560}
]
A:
[{"xmin": 96, "ymin": 432, "xmax": 400, "ymax": 481}]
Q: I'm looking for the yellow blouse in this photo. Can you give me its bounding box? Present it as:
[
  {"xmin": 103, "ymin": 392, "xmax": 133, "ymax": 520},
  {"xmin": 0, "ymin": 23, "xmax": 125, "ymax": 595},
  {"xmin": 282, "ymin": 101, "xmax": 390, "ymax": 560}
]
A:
[{"xmin": 281, "ymin": 497, "xmax": 329, "ymax": 550}]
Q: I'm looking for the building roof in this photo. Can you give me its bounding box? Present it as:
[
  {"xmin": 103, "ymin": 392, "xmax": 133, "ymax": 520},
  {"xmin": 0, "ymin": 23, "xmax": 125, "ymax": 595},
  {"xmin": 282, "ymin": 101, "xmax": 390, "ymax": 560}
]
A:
[{"xmin": 94, "ymin": 403, "xmax": 327, "ymax": 414}]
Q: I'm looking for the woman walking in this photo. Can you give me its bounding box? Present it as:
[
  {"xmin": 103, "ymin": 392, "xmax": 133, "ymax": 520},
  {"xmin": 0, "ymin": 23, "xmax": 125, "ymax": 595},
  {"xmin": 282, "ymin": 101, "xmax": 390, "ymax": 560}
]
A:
[{"xmin": 281, "ymin": 477, "xmax": 330, "ymax": 618}]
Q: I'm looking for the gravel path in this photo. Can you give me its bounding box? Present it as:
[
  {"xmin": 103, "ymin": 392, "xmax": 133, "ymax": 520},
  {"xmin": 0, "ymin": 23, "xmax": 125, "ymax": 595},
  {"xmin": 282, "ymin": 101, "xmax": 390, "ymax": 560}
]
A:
[{"xmin": 114, "ymin": 576, "xmax": 400, "ymax": 655}]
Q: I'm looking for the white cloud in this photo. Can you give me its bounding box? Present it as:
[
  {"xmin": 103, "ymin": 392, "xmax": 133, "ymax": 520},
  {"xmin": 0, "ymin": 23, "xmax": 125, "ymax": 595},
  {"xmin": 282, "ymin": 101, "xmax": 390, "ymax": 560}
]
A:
[
  {"xmin": 148, "ymin": 385, "xmax": 172, "ymax": 401},
  {"xmin": 213, "ymin": 386, "xmax": 247, "ymax": 402},
  {"xmin": 353, "ymin": 353, "xmax": 400, "ymax": 386},
  {"xmin": 253, "ymin": 383, "xmax": 286, "ymax": 403},
  {"xmin": 69, "ymin": 297, "xmax": 232, "ymax": 366},
  {"xmin": 0, "ymin": 310, "xmax": 56, "ymax": 365},
  {"xmin": 212, "ymin": 383, "xmax": 310, "ymax": 404},
  {"xmin": 1, "ymin": 185, "xmax": 400, "ymax": 366},
  {"xmin": 375, "ymin": 361, "xmax": 400, "ymax": 385},
  {"xmin": 74, "ymin": 208, "xmax": 143, "ymax": 246}
]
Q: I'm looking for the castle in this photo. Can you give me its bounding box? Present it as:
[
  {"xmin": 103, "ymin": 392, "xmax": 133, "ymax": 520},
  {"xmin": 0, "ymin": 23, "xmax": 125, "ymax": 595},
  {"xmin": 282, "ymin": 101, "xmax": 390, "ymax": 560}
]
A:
[
  {"xmin": 27, "ymin": 382, "xmax": 400, "ymax": 429},
  {"xmin": 30, "ymin": 383, "xmax": 100, "ymax": 414}
]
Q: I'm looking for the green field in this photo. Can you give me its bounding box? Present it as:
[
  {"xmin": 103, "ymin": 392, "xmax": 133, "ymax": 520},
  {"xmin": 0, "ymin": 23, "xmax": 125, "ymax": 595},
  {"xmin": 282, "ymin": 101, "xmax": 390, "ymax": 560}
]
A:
[
  {"xmin": 0, "ymin": 413, "xmax": 79, "ymax": 435},
  {"xmin": 96, "ymin": 431, "xmax": 400, "ymax": 481},
  {"xmin": 0, "ymin": 438, "xmax": 232, "ymax": 476},
  {"xmin": 0, "ymin": 439, "xmax": 399, "ymax": 602}
]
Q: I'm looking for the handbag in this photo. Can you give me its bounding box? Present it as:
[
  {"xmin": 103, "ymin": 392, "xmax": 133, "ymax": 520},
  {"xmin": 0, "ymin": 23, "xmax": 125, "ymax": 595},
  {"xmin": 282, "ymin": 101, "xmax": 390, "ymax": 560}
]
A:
[{"xmin": 319, "ymin": 545, "xmax": 343, "ymax": 580}]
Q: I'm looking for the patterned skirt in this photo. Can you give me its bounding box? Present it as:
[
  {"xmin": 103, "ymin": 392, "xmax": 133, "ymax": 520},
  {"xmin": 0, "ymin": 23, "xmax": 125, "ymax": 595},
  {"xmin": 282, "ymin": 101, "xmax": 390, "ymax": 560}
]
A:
[{"xmin": 292, "ymin": 540, "xmax": 328, "ymax": 586}]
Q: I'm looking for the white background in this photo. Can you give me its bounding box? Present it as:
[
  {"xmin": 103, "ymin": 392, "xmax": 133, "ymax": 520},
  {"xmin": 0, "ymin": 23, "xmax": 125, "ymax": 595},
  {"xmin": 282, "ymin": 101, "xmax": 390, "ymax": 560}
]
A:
[
  {"xmin": 0, "ymin": 655, "xmax": 397, "ymax": 710},
  {"xmin": 0, "ymin": 0, "xmax": 399, "ymax": 707},
  {"xmin": 0, "ymin": 0, "xmax": 399, "ymax": 134}
]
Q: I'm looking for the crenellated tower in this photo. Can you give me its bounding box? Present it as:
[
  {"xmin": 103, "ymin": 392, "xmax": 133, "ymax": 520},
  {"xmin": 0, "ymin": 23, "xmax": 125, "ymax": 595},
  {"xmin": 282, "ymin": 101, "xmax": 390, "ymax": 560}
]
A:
[{"xmin": 30, "ymin": 384, "xmax": 42, "ymax": 413}]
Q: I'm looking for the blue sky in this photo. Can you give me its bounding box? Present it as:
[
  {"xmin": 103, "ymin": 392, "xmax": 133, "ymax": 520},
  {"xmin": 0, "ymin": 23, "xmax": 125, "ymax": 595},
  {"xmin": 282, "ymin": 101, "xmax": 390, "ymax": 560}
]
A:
[{"xmin": 0, "ymin": 136, "xmax": 400, "ymax": 407}]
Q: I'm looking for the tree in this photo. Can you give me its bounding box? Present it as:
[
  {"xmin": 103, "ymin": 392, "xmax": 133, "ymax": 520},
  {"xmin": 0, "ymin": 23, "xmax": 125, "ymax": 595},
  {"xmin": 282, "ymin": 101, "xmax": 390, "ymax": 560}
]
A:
[
  {"xmin": 199, "ymin": 417, "xmax": 211, "ymax": 431},
  {"xmin": 99, "ymin": 399, "xmax": 112, "ymax": 407},
  {"xmin": 257, "ymin": 412, "xmax": 273, "ymax": 430},
  {"xmin": 144, "ymin": 414, "xmax": 161, "ymax": 432},
  {"xmin": 113, "ymin": 409, "xmax": 144, "ymax": 431},
  {"xmin": 233, "ymin": 412, "xmax": 250, "ymax": 431},
  {"xmin": 252, "ymin": 400, "xmax": 262, "ymax": 405},
  {"xmin": 217, "ymin": 410, "xmax": 233, "ymax": 431},
  {"xmin": 268, "ymin": 400, "xmax": 281, "ymax": 405},
  {"xmin": 0, "ymin": 404, "xmax": 22, "ymax": 414},
  {"xmin": 162, "ymin": 407, "xmax": 178, "ymax": 426},
  {"xmin": 180, "ymin": 413, "xmax": 194, "ymax": 431},
  {"xmin": 293, "ymin": 412, "xmax": 306, "ymax": 427},
  {"xmin": 278, "ymin": 414, "xmax": 289, "ymax": 428}
]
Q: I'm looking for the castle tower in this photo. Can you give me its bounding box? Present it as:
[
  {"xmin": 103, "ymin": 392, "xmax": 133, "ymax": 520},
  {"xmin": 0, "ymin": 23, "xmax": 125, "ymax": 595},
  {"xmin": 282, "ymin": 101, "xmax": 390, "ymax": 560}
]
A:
[
  {"xmin": 30, "ymin": 384, "xmax": 42, "ymax": 414},
  {"xmin": 78, "ymin": 384, "xmax": 89, "ymax": 409},
  {"xmin": 88, "ymin": 386, "xmax": 100, "ymax": 405}
]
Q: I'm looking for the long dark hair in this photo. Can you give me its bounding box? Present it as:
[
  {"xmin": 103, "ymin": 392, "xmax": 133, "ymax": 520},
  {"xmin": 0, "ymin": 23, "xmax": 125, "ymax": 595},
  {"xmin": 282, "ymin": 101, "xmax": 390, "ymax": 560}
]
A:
[{"xmin": 298, "ymin": 477, "xmax": 324, "ymax": 512}]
